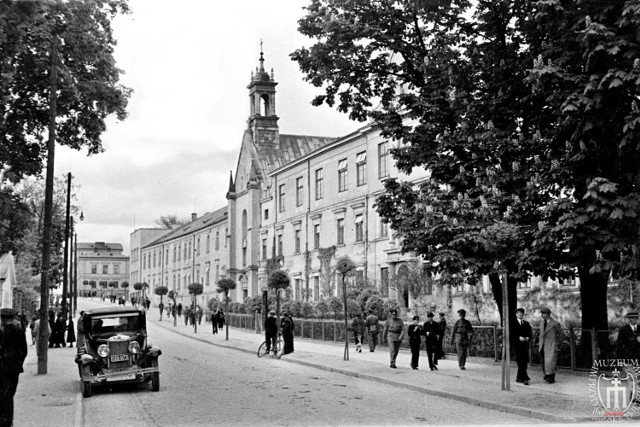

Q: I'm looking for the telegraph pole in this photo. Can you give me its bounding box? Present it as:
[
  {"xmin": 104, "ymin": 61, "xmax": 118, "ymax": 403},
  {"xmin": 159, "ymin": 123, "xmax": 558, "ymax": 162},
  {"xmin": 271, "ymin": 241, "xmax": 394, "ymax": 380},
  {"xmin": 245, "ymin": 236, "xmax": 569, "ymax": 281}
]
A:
[{"xmin": 62, "ymin": 172, "xmax": 71, "ymax": 320}]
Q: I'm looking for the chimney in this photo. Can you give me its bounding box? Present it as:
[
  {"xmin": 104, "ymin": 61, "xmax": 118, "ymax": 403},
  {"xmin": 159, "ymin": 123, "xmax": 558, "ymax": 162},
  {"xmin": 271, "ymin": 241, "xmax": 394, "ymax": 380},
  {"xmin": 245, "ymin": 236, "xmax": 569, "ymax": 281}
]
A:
[{"xmin": 191, "ymin": 213, "xmax": 197, "ymax": 221}]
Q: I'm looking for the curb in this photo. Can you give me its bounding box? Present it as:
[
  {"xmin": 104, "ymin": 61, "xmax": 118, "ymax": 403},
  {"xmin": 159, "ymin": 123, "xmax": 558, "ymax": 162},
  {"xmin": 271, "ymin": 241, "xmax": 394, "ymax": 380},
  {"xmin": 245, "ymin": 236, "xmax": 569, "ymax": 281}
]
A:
[{"xmin": 153, "ymin": 321, "xmax": 580, "ymax": 424}]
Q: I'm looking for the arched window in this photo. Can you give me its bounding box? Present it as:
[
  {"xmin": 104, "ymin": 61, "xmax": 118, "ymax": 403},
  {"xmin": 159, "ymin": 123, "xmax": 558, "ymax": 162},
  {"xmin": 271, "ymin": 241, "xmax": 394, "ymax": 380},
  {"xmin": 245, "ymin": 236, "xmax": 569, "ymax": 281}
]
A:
[
  {"xmin": 260, "ymin": 94, "xmax": 270, "ymax": 116},
  {"xmin": 242, "ymin": 210, "xmax": 248, "ymax": 241}
]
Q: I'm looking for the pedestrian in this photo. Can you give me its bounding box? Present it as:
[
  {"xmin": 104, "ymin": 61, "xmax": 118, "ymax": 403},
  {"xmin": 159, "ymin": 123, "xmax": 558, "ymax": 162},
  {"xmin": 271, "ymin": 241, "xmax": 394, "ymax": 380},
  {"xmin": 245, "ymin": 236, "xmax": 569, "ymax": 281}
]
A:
[
  {"xmin": 177, "ymin": 303, "xmax": 183, "ymax": 317},
  {"xmin": 422, "ymin": 312, "xmax": 439, "ymax": 370},
  {"xmin": 451, "ymin": 308, "xmax": 473, "ymax": 370},
  {"xmin": 365, "ymin": 309, "xmax": 379, "ymax": 352},
  {"xmin": 281, "ymin": 310, "xmax": 295, "ymax": 355},
  {"xmin": 264, "ymin": 310, "xmax": 278, "ymax": 354},
  {"xmin": 196, "ymin": 305, "xmax": 203, "ymax": 325},
  {"xmin": 29, "ymin": 317, "xmax": 37, "ymax": 345},
  {"xmin": 350, "ymin": 313, "xmax": 365, "ymax": 353},
  {"xmin": 436, "ymin": 312, "xmax": 447, "ymax": 362},
  {"xmin": 0, "ymin": 308, "xmax": 28, "ymax": 427},
  {"xmin": 382, "ymin": 308, "xmax": 405, "ymax": 369},
  {"xmin": 66, "ymin": 317, "xmax": 76, "ymax": 348},
  {"xmin": 538, "ymin": 307, "xmax": 562, "ymax": 383},
  {"xmin": 17, "ymin": 310, "xmax": 27, "ymax": 332},
  {"xmin": 211, "ymin": 310, "xmax": 219, "ymax": 334},
  {"xmin": 184, "ymin": 307, "xmax": 189, "ymax": 326},
  {"xmin": 615, "ymin": 310, "xmax": 640, "ymax": 401},
  {"xmin": 514, "ymin": 308, "xmax": 532, "ymax": 385},
  {"xmin": 158, "ymin": 302, "xmax": 165, "ymax": 321},
  {"xmin": 217, "ymin": 309, "xmax": 225, "ymax": 331},
  {"xmin": 408, "ymin": 315, "xmax": 422, "ymax": 370}
]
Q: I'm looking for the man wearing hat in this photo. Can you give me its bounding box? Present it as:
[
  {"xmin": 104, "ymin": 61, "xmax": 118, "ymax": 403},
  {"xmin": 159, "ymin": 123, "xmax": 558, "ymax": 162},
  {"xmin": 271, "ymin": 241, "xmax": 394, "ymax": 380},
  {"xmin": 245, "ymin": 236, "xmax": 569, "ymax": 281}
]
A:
[
  {"xmin": 0, "ymin": 308, "xmax": 28, "ymax": 426},
  {"xmin": 514, "ymin": 308, "xmax": 532, "ymax": 385},
  {"xmin": 407, "ymin": 315, "xmax": 423, "ymax": 370},
  {"xmin": 539, "ymin": 307, "xmax": 562, "ymax": 383},
  {"xmin": 264, "ymin": 310, "xmax": 278, "ymax": 354},
  {"xmin": 350, "ymin": 313, "xmax": 365, "ymax": 353},
  {"xmin": 423, "ymin": 312, "xmax": 439, "ymax": 371},
  {"xmin": 436, "ymin": 312, "xmax": 447, "ymax": 363},
  {"xmin": 382, "ymin": 308, "xmax": 405, "ymax": 368},
  {"xmin": 365, "ymin": 309, "xmax": 379, "ymax": 352},
  {"xmin": 616, "ymin": 310, "xmax": 640, "ymax": 360},
  {"xmin": 451, "ymin": 308, "xmax": 473, "ymax": 370}
]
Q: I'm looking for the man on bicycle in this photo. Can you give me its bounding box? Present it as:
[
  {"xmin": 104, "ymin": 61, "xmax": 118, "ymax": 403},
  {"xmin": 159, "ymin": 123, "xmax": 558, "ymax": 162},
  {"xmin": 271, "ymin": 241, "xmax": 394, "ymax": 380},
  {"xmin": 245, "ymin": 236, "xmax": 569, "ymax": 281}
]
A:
[{"xmin": 264, "ymin": 310, "xmax": 278, "ymax": 353}]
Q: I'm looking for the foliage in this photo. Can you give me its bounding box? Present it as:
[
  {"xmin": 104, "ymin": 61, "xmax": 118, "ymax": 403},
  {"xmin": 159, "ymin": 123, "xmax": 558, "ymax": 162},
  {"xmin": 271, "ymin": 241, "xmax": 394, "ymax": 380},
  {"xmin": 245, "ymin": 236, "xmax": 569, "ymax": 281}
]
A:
[
  {"xmin": 382, "ymin": 300, "xmax": 400, "ymax": 320},
  {"xmin": 154, "ymin": 286, "xmax": 168, "ymax": 296},
  {"xmin": 328, "ymin": 296, "xmax": 343, "ymax": 320},
  {"xmin": 267, "ymin": 269, "xmax": 291, "ymax": 290},
  {"xmin": 0, "ymin": 188, "xmax": 31, "ymax": 255},
  {"xmin": 462, "ymin": 285, "xmax": 486, "ymax": 324},
  {"xmin": 314, "ymin": 300, "xmax": 330, "ymax": 319},
  {"xmin": 346, "ymin": 298, "xmax": 361, "ymax": 318},
  {"xmin": 317, "ymin": 246, "xmax": 336, "ymax": 298},
  {"xmin": 288, "ymin": 300, "xmax": 303, "ymax": 318},
  {"xmin": 300, "ymin": 302, "xmax": 314, "ymax": 319},
  {"xmin": 216, "ymin": 278, "xmax": 237, "ymax": 295},
  {"xmin": 207, "ymin": 297, "xmax": 220, "ymax": 313},
  {"xmin": 0, "ymin": 0, "xmax": 131, "ymax": 182},
  {"xmin": 188, "ymin": 282, "xmax": 203, "ymax": 295},
  {"xmin": 364, "ymin": 295, "xmax": 385, "ymax": 319},
  {"xmin": 154, "ymin": 215, "xmax": 188, "ymax": 229},
  {"xmin": 133, "ymin": 282, "xmax": 144, "ymax": 291},
  {"xmin": 392, "ymin": 260, "xmax": 433, "ymax": 307},
  {"xmin": 244, "ymin": 295, "xmax": 263, "ymax": 314},
  {"xmin": 121, "ymin": 281, "xmax": 129, "ymax": 288}
]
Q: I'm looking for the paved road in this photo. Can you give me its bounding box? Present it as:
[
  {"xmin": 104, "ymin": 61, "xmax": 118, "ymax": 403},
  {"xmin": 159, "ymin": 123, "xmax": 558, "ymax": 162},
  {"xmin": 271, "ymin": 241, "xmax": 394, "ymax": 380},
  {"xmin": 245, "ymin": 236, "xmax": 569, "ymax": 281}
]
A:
[{"xmin": 75, "ymin": 301, "xmax": 539, "ymax": 426}]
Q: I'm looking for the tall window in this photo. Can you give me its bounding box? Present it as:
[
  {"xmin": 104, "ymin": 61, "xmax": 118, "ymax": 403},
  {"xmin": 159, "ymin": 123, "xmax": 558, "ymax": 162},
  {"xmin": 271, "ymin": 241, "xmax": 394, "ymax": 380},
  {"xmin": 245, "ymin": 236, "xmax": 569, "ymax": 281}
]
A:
[
  {"xmin": 278, "ymin": 234, "xmax": 283, "ymax": 256},
  {"xmin": 338, "ymin": 159, "xmax": 348, "ymax": 192},
  {"xmin": 215, "ymin": 231, "xmax": 220, "ymax": 250},
  {"xmin": 337, "ymin": 219, "xmax": 345, "ymax": 245},
  {"xmin": 197, "ymin": 237, "xmax": 201, "ymax": 255},
  {"xmin": 296, "ymin": 177, "xmax": 304, "ymax": 207},
  {"xmin": 215, "ymin": 264, "xmax": 219, "ymax": 283},
  {"xmin": 378, "ymin": 142, "xmax": 389, "ymax": 179},
  {"xmin": 295, "ymin": 230, "xmax": 301, "ymax": 253},
  {"xmin": 103, "ymin": 264, "xmax": 109, "ymax": 274},
  {"xmin": 279, "ymin": 184, "xmax": 286, "ymax": 213},
  {"xmin": 242, "ymin": 248, "xmax": 247, "ymax": 266},
  {"xmin": 380, "ymin": 267, "xmax": 389, "ymax": 296},
  {"xmin": 242, "ymin": 210, "xmax": 248, "ymax": 240},
  {"xmin": 355, "ymin": 214, "xmax": 364, "ymax": 242},
  {"xmin": 380, "ymin": 219, "xmax": 388, "ymax": 238},
  {"xmin": 315, "ymin": 168, "xmax": 323, "ymax": 200},
  {"xmin": 356, "ymin": 151, "xmax": 367, "ymax": 186},
  {"xmin": 114, "ymin": 264, "xmax": 120, "ymax": 275},
  {"xmin": 264, "ymin": 209, "xmax": 269, "ymax": 220},
  {"xmin": 295, "ymin": 279, "xmax": 301, "ymax": 300},
  {"xmin": 178, "ymin": 244, "xmax": 181, "ymax": 261},
  {"xmin": 313, "ymin": 276, "xmax": 320, "ymax": 301},
  {"xmin": 262, "ymin": 238, "xmax": 267, "ymax": 260},
  {"xmin": 206, "ymin": 235, "xmax": 210, "ymax": 253},
  {"xmin": 142, "ymin": 254, "xmax": 146, "ymax": 269},
  {"xmin": 206, "ymin": 266, "xmax": 210, "ymax": 286},
  {"xmin": 313, "ymin": 224, "xmax": 320, "ymax": 249},
  {"xmin": 153, "ymin": 252, "xmax": 157, "ymax": 267},
  {"xmin": 91, "ymin": 265, "xmax": 97, "ymax": 274},
  {"xmin": 166, "ymin": 249, "xmax": 169, "ymax": 265},
  {"xmin": 173, "ymin": 246, "xmax": 177, "ymax": 262}
]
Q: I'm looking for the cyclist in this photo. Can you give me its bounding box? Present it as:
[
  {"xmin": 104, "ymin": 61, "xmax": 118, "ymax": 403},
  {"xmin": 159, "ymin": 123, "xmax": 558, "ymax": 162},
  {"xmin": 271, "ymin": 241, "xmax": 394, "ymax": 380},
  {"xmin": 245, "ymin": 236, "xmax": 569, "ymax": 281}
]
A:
[{"xmin": 264, "ymin": 310, "xmax": 278, "ymax": 354}]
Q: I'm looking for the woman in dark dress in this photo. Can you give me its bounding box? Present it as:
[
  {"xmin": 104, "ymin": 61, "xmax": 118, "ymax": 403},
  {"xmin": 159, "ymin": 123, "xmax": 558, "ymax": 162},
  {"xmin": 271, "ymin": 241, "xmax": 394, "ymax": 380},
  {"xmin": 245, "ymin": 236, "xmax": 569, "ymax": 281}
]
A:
[
  {"xmin": 217, "ymin": 309, "xmax": 225, "ymax": 331},
  {"xmin": 281, "ymin": 311, "xmax": 295, "ymax": 355}
]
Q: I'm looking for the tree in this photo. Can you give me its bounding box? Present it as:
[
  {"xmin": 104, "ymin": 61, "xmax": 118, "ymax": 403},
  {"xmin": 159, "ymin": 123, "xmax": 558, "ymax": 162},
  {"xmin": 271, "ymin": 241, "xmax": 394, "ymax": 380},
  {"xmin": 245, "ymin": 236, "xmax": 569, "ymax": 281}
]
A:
[
  {"xmin": 267, "ymin": 269, "xmax": 291, "ymax": 328},
  {"xmin": 154, "ymin": 215, "xmax": 188, "ymax": 229},
  {"xmin": 0, "ymin": 0, "xmax": 131, "ymax": 182},
  {"xmin": 154, "ymin": 285, "xmax": 168, "ymax": 320},
  {"xmin": 188, "ymin": 283, "xmax": 203, "ymax": 333},
  {"xmin": 335, "ymin": 255, "xmax": 356, "ymax": 360},
  {"xmin": 216, "ymin": 278, "xmax": 236, "ymax": 340}
]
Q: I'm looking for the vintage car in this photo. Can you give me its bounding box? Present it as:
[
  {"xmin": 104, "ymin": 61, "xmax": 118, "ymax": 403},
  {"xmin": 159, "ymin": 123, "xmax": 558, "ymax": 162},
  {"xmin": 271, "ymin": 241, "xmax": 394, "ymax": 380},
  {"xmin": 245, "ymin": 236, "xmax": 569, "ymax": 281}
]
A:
[{"xmin": 75, "ymin": 306, "xmax": 161, "ymax": 397}]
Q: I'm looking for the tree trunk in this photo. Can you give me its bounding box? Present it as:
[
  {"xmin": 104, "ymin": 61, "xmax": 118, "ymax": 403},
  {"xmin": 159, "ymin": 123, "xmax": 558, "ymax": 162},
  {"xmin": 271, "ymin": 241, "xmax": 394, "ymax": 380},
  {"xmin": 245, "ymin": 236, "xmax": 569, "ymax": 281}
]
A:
[
  {"xmin": 578, "ymin": 267, "xmax": 609, "ymax": 366},
  {"xmin": 489, "ymin": 273, "xmax": 518, "ymax": 328}
]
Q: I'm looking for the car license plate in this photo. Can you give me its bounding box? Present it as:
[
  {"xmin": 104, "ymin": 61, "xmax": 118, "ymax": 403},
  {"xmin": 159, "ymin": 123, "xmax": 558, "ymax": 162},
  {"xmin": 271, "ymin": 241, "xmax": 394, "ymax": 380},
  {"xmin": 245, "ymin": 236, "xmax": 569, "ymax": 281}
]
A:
[{"xmin": 110, "ymin": 354, "xmax": 129, "ymax": 362}]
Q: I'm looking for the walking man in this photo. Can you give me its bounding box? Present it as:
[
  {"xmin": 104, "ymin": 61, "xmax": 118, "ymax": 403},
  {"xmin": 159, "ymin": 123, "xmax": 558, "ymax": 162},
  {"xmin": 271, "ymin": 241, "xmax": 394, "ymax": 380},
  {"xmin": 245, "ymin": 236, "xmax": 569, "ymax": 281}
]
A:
[
  {"xmin": 451, "ymin": 309, "xmax": 473, "ymax": 370},
  {"xmin": 365, "ymin": 309, "xmax": 379, "ymax": 352},
  {"xmin": 382, "ymin": 308, "xmax": 405, "ymax": 369},
  {"xmin": 539, "ymin": 307, "xmax": 562, "ymax": 383},
  {"xmin": 408, "ymin": 315, "xmax": 422, "ymax": 370},
  {"xmin": 436, "ymin": 312, "xmax": 446, "ymax": 363},
  {"xmin": 423, "ymin": 312, "xmax": 439, "ymax": 370},
  {"xmin": 264, "ymin": 311, "xmax": 278, "ymax": 354},
  {"xmin": 0, "ymin": 309, "xmax": 28, "ymax": 427},
  {"xmin": 514, "ymin": 308, "xmax": 532, "ymax": 385},
  {"xmin": 350, "ymin": 313, "xmax": 365, "ymax": 353}
]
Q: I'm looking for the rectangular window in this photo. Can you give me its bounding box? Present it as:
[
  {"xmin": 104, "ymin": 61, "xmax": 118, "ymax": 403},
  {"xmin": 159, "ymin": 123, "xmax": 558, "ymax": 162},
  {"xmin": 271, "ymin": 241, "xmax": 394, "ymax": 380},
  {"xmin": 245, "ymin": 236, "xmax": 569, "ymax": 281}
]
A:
[
  {"xmin": 279, "ymin": 184, "xmax": 286, "ymax": 213},
  {"xmin": 215, "ymin": 264, "xmax": 219, "ymax": 283},
  {"xmin": 355, "ymin": 214, "xmax": 363, "ymax": 242},
  {"xmin": 264, "ymin": 209, "xmax": 269, "ymax": 220},
  {"xmin": 296, "ymin": 177, "xmax": 304, "ymax": 207},
  {"xmin": 206, "ymin": 235, "xmax": 210, "ymax": 253},
  {"xmin": 380, "ymin": 267, "xmax": 389, "ymax": 296},
  {"xmin": 338, "ymin": 159, "xmax": 348, "ymax": 192},
  {"xmin": 166, "ymin": 249, "xmax": 169, "ymax": 265},
  {"xmin": 103, "ymin": 265, "xmax": 109, "ymax": 275},
  {"xmin": 242, "ymin": 248, "xmax": 247, "ymax": 266},
  {"xmin": 215, "ymin": 231, "xmax": 220, "ymax": 251},
  {"xmin": 91, "ymin": 265, "xmax": 97, "ymax": 274},
  {"xmin": 278, "ymin": 234, "xmax": 283, "ymax": 256},
  {"xmin": 313, "ymin": 224, "xmax": 320, "ymax": 250},
  {"xmin": 262, "ymin": 238, "xmax": 268, "ymax": 260},
  {"xmin": 295, "ymin": 230, "xmax": 301, "ymax": 253},
  {"xmin": 113, "ymin": 264, "xmax": 120, "ymax": 275},
  {"xmin": 315, "ymin": 168, "xmax": 323, "ymax": 200},
  {"xmin": 356, "ymin": 151, "xmax": 367, "ymax": 186},
  {"xmin": 295, "ymin": 278, "xmax": 301, "ymax": 300},
  {"xmin": 378, "ymin": 142, "xmax": 389, "ymax": 179},
  {"xmin": 173, "ymin": 246, "xmax": 177, "ymax": 262},
  {"xmin": 206, "ymin": 267, "xmax": 210, "ymax": 286},
  {"xmin": 337, "ymin": 219, "xmax": 345, "ymax": 245},
  {"xmin": 313, "ymin": 276, "xmax": 320, "ymax": 301},
  {"xmin": 380, "ymin": 220, "xmax": 388, "ymax": 238},
  {"xmin": 178, "ymin": 244, "xmax": 181, "ymax": 261}
]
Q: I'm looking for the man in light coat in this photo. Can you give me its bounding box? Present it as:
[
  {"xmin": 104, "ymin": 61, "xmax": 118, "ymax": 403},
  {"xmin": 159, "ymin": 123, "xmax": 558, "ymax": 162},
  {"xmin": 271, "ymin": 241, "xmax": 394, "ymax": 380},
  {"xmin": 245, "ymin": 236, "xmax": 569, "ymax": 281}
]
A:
[{"xmin": 538, "ymin": 307, "xmax": 563, "ymax": 383}]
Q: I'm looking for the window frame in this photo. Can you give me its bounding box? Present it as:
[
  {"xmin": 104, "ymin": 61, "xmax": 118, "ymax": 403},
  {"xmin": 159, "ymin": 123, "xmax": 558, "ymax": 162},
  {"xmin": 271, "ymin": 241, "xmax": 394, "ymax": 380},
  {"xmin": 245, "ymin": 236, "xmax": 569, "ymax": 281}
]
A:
[
  {"xmin": 338, "ymin": 159, "xmax": 348, "ymax": 192},
  {"xmin": 356, "ymin": 151, "xmax": 367, "ymax": 186},
  {"xmin": 378, "ymin": 142, "xmax": 389, "ymax": 179},
  {"xmin": 337, "ymin": 218, "xmax": 345, "ymax": 245},
  {"xmin": 315, "ymin": 168, "xmax": 323, "ymax": 200}
]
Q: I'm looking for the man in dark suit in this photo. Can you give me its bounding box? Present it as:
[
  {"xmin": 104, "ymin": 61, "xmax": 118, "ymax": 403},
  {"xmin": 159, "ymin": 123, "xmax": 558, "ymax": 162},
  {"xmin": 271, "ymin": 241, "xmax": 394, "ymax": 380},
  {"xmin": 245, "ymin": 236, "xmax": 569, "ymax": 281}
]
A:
[
  {"xmin": 422, "ymin": 312, "xmax": 439, "ymax": 371},
  {"xmin": 436, "ymin": 312, "xmax": 446, "ymax": 362},
  {"xmin": 264, "ymin": 311, "xmax": 278, "ymax": 353},
  {"xmin": 0, "ymin": 308, "xmax": 28, "ymax": 426},
  {"xmin": 617, "ymin": 310, "xmax": 640, "ymax": 360},
  {"xmin": 513, "ymin": 308, "xmax": 532, "ymax": 385}
]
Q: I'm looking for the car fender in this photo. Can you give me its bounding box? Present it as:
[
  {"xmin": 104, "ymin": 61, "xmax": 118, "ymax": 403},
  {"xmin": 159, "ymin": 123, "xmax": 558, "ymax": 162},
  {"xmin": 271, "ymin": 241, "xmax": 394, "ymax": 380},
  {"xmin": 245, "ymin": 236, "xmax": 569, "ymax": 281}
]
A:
[
  {"xmin": 146, "ymin": 346, "xmax": 162, "ymax": 358},
  {"xmin": 76, "ymin": 353, "xmax": 94, "ymax": 365}
]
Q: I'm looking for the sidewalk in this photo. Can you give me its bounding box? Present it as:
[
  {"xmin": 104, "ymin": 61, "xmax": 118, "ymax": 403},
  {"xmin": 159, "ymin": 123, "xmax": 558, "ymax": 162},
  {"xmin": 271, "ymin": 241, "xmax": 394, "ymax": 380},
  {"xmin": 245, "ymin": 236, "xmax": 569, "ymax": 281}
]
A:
[{"xmin": 153, "ymin": 315, "xmax": 596, "ymax": 423}]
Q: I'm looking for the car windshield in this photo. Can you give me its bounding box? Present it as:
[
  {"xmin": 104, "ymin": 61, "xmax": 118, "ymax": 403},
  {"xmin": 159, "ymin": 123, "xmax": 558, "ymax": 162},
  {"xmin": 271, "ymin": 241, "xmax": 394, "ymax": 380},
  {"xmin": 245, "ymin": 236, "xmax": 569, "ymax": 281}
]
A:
[{"xmin": 90, "ymin": 313, "xmax": 143, "ymax": 334}]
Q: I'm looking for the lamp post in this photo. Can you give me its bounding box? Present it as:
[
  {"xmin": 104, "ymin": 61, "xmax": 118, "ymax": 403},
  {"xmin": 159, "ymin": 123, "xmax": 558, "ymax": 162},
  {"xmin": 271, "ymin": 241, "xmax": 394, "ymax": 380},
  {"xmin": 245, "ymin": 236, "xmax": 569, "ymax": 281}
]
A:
[{"xmin": 69, "ymin": 211, "xmax": 83, "ymax": 318}]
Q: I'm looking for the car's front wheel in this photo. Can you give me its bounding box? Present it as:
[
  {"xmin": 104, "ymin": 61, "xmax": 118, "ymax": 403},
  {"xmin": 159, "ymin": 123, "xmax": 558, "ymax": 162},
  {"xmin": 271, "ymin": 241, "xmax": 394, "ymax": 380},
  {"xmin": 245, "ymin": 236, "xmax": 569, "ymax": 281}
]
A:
[
  {"xmin": 150, "ymin": 358, "xmax": 160, "ymax": 392},
  {"xmin": 80, "ymin": 365, "xmax": 92, "ymax": 398}
]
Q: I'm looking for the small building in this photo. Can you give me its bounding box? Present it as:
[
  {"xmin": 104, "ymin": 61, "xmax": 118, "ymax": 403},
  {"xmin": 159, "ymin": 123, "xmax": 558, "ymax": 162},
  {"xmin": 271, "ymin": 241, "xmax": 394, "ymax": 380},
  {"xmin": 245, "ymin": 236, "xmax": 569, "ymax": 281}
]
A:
[{"xmin": 76, "ymin": 242, "xmax": 130, "ymax": 298}]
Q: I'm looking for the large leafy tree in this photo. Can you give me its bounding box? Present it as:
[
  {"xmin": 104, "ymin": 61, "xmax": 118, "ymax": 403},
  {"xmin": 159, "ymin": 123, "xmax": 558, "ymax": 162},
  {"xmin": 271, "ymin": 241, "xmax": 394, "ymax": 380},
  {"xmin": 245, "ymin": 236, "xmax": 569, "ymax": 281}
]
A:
[{"xmin": 0, "ymin": 0, "xmax": 131, "ymax": 182}]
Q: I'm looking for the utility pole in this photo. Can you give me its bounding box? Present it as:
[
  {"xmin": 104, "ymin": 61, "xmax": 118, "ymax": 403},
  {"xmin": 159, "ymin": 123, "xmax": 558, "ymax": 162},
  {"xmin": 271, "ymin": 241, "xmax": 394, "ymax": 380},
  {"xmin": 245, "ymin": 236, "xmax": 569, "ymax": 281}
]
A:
[
  {"xmin": 38, "ymin": 38, "xmax": 58, "ymax": 375},
  {"xmin": 62, "ymin": 172, "xmax": 71, "ymax": 320},
  {"xmin": 68, "ymin": 216, "xmax": 74, "ymax": 318},
  {"xmin": 73, "ymin": 230, "xmax": 78, "ymax": 316}
]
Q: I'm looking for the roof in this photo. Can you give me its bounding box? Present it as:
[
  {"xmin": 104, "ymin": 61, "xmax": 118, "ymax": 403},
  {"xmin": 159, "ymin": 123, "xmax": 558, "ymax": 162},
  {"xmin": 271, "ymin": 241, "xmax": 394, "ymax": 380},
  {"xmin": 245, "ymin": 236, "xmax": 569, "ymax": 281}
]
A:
[
  {"xmin": 77, "ymin": 242, "xmax": 124, "ymax": 251},
  {"xmin": 254, "ymin": 134, "xmax": 336, "ymax": 175},
  {"xmin": 84, "ymin": 306, "xmax": 144, "ymax": 317},
  {"xmin": 143, "ymin": 206, "xmax": 228, "ymax": 248}
]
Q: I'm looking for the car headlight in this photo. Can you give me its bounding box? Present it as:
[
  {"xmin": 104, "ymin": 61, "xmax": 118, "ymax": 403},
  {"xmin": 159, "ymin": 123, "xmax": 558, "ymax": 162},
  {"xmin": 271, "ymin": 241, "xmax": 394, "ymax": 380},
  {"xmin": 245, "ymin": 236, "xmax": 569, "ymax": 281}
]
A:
[
  {"xmin": 128, "ymin": 341, "xmax": 141, "ymax": 354},
  {"xmin": 98, "ymin": 344, "xmax": 109, "ymax": 357}
]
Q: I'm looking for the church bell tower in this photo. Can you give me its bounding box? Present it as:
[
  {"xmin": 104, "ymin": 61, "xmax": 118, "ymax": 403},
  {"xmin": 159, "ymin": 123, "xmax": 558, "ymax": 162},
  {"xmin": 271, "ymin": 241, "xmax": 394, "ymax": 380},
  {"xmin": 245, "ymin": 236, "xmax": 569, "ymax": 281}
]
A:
[{"xmin": 247, "ymin": 46, "xmax": 279, "ymax": 145}]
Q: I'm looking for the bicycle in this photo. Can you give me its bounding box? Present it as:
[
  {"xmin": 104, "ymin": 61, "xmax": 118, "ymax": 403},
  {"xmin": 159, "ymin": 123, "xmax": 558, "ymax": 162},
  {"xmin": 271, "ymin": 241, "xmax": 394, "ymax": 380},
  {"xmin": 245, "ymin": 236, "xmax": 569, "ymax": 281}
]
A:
[{"xmin": 257, "ymin": 333, "xmax": 283, "ymax": 359}]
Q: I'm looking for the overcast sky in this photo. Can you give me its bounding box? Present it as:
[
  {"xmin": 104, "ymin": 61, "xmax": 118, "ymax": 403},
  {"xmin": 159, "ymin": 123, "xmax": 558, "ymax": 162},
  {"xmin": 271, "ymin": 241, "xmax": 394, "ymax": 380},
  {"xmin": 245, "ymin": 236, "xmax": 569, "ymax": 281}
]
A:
[{"xmin": 55, "ymin": 0, "xmax": 357, "ymax": 254}]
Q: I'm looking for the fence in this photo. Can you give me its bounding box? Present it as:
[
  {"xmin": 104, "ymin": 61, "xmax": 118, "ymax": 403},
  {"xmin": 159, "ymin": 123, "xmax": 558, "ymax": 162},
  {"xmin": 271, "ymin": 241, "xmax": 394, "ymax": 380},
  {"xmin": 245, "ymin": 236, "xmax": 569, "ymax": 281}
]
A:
[{"xmin": 226, "ymin": 314, "xmax": 617, "ymax": 370}]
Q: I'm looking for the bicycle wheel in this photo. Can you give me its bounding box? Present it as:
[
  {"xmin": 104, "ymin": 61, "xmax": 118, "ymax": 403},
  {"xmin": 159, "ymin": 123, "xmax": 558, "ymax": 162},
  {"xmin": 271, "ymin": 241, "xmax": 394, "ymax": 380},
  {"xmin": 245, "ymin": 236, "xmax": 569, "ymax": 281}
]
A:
[
  {"xmin": 273, "ymin": 338, "xmax": 283, "ymax": 359},
  {"xmin": 257, "ymin": 341, "xmax": 268, "ymax": 358}
]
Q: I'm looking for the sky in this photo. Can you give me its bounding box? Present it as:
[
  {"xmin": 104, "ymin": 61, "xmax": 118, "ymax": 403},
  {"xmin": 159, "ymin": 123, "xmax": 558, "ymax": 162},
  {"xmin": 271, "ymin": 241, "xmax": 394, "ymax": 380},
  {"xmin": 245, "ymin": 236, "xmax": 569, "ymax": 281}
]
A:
[{"xmin": 55, "ymin": 0, "xmax": 357, "ymax": 255}]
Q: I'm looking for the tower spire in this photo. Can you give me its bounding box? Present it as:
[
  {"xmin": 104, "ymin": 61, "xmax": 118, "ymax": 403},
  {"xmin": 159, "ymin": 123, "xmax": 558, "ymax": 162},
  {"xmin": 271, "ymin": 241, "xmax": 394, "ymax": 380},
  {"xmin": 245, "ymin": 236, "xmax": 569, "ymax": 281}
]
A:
[{"xmin": 259, "ymin": 39, "xmax": 265, "ymax": 72}]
